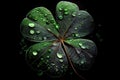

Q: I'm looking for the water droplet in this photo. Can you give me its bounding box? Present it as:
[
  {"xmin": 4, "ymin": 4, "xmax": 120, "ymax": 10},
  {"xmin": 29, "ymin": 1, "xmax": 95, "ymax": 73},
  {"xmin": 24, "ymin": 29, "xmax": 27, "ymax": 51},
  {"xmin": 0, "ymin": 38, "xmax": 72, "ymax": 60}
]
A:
[
  {"xmin": 47, "ymin": 56, "xmax": 50, "ymax": 58},
  {"xmin": 53, "ymin": 42, "xmax": 57, "ymax": 46},
  {"xmin": 75, "ymin": 27, "xmax": 78, "ymax": 30},
  {"xmin": 57, "ymin": 53, "xmax": 63, "ymax": 58},
  {"xmin": 48, "ymin": 49, "xmax": 52, "ymax": 53},
  {"xmin": 64, "ymin": 12, "xmax": 69, "ymax": 15},
  {"xmin": 55, "ymin": 24, "xmax": 59, "ymax": 29},
  {"xmin": 61, "ymin": 66, "xmax": 64, "ymax": 69},
  {"xmin": 81, "ymin": 60, "xmax": 85, "ymax": 64},
  {"xmin": 48, "ymin": 67, "xmax": 51, "ymax": 69},
  {"xmin": 41, "ymin": 58, "xmax": 44, "ymax": 60},
  {"xmin": 81, "ymin": 46, "xmax": 86, "ymax": 49},
  {"xmin": 55, "ymin": 68, "xmax": 58, "ymax": 72},
  {"xmin": 72, "ymin": 12, "xmax": 76, "ymax": 17},
  {"xmin": 43, "ymin": 19, "xmax": 46, "ymax": 21},
  {"xmin": 28, "ymin": 23, "xmax": 35, "ymax": 27},
  {"xmin": 44, "ymin": 14, "xmax": 47, "ymax": 16},
  {"xmin": 58, "ymin": 15, "xmax": 63, "ymax": 20},
  {"xmin": 59, "ymin": 8, "xmax": 62, "ymax": 11},
  {"xmin": 59, "ymin": 59, "xmax": 63, "ymax": 62},
  {"xmin": 32, "ymin": 51, "xmax": 38, "ymax": 56},
  {"xmin": 36, "ymin": 30, "xmax": 40, "ymax": 34},
  {"xmin": 43, "ymin": 37, "xmax": 47, "ymax": 40},
  {"xmin": 47, "ymin": 28, "xmax": 51, "ymax": 31},
  {"xmin": 29, "ymin": 30, "xmax": 35, "ymax": 34},
  {"xmin": 79, "ymin": 43, "xmax": 86, "ymax": 49},
  {"xmin": 79, "ymin": 43, "xmax": 82, "ymax": 46},
  {"xmin": 51, "ymin": 63, "xmax": 55, "ymax": 66},
  {"xmin": 64, "ymin": 8, "xmax": 68, "ymax": 11},
  {"xmin": 75, "ymin": 33, "xmax": 79, "ymax": 37}
]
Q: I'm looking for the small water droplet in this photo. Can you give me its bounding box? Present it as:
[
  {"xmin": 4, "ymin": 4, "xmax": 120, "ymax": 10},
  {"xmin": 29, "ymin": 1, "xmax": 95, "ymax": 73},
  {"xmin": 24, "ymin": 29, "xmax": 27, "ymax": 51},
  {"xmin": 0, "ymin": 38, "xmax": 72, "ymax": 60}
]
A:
[
  {"xmin": 55, "ymin": 24, "xmax": 59, "ymax": 29},
  {"xmin": 81, "ymin": 60, "xmax": 85, "ymax": 64},
  {"xmin": 59, "ymin": 8, "xmax": 62, "ymax": 11},
  {"xmin": 41, "ymin": 58, "xmax": 44, "ymax": 60},
  {"xmin": 59, "ymin": 59, "xmax": 63, "ymax": 62},
  {"xmin": 53, "ymin": 42, "xmax": 57, "ymax": 46},
  {"xmin": 44, "ymin": 14, "xmax": 47, "ymax": 16},
  {"xmin": 47, "ymin": 56, "xmax": 50, "ymax": 58},
  {"xmin": 36, "ymin": 30, "xmax": 40, "ymax": 34},
  {"xmin": 64, "ymin": 8, "xmax": 68, "ymax": 11},
  {"xmin": 48, "ymin": 49, "xmax": 51, "ymax": 53},
  {"xmin": 75, "ymin": 33, "xmax": 79, "ymax": 37},
  {"xmin": 48, "ymin": 28, "xmax": 51, "ymax": 31},
  {"xmin": 29, "ymin": 30, "xmax": 35, "ymax": 34},
  {"xmin": 43, "ymin": 37, "xmax": 47, "ymax": 40},
  {"xmin": 43, "ymin": 19, "xmax": 46, "ymax": 21},
  {"xmin": 51, "ymin": 63, "xmax": 55, "ymax": 66},
  {"xmin": 75, "ymin": 27, "xmax": 78, "ymax": 30},
  {"xmin": 79, "ymin": 43, "xmax": 82, "ymax": 46},
  {"xmin": 58, "ymin": 15, "xmax": 63, "ymax": 20},
  {"xmin": 81, "ymin": 46, "xmax": 86, "ymax": 49},
  {"xmin": 55, "ymin": 68, "xmax": 58, "ymax": 72},
  {"xmin": 57, "ymin": 53, "xmax": 63, "ymax": 58},
  {"xmin": 64, "ymin": 12, "xmax": 69, "ymax": 15},
  {"xmin": 79, "ymin": 43, "xmax": 86, "ymax": 49},
  {"xmin": 72, "ymin": 12, "xmax": 76, "ymax": 17},
  {"xmin": 32, "ymin": 51, "xmax": 38, "ymax": 56},
  {"xmin": 28, "ymin": 23, "xmax": 35, "ymax": 27}
]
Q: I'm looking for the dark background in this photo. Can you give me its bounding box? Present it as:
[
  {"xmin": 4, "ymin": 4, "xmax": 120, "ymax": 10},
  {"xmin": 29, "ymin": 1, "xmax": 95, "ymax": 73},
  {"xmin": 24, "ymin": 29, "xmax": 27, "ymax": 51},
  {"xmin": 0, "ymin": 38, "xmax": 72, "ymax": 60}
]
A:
[{"xmin": 3, "ymin": 0, "xmax": 114, "ymax": 80}]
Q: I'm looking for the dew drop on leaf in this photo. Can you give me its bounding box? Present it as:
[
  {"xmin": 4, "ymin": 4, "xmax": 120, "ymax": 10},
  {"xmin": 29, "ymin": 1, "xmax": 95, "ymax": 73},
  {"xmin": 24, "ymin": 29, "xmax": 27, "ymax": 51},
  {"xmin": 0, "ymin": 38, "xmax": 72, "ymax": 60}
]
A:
[
  {"xmin": 36, "ymin": 30, "xmax": 41, "ymax": 34},
  {"xmin": 32, "ymin": 51, "xmax": 38, "ymax": 56},
  {"xmin": 59, "ymin": 7, "xmax": 62, "ymax": 11},
  {"xmin": 59, "ymin": 59, "xmax": 63, "ymax": 62},
  {"xmin": 57, "ymin": 52, "xmax": 63, "ymax": 58},
  {"xmin": 28, "ymin": 23, "xmax": 35, "ymax": 27},
  {"xmin": 29, "ymin": 29, "xmax": 35, "ymax": 34},
  {"xmin": 40, "ymin": 58, "xmax": 44, "ymax": 60},
  {"xmin": 47, "ymin": 56, "xmax": 50, "ymax": 58},
  {"xmin": 58, "ymin": 15, "xmax": 63, "ymax": 20},
  {"xmin": 72, "ymin": 12, "xmax": 76, "ymax": 17}
]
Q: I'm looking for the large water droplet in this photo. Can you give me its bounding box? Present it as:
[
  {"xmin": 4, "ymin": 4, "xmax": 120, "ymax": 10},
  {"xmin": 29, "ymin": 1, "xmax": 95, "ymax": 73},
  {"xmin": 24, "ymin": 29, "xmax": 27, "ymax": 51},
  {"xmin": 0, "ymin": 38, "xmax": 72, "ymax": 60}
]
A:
[
  {"xmin": 57, "ymin": 53, "xmax": 63, "ymax": 58},
  {"xmin": 59, "ymin": 59, "xmax": 63, "ymax": 62},
  {"xmin": 58, "ymin": 15, "xmax": 63, "ymax": 20},
  {"xmin": 29, "ymin": 29, "xmax": 35, "ymax": 34},
  {"xmin": 29, "ymin": 23, "xmax": 35, "ymax": 27},
  {"xmin": 32, "ymin": 51, "xmax": 38, "ymax": 56}
]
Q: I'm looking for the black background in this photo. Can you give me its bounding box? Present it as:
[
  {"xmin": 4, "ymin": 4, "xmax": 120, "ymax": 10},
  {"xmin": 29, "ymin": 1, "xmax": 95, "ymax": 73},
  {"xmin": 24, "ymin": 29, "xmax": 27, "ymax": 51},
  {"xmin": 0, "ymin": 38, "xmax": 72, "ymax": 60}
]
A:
[{"xmin": 3, "ymin": 0, "xmax": 115, "ymax": 80}]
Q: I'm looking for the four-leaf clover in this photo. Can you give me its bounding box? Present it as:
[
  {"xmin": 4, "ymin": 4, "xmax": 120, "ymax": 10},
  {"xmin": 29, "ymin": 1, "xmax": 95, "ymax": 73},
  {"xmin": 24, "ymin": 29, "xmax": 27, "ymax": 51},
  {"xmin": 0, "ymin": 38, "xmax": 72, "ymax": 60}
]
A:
[{"xmin": 20, "ymin": 1, "xmax": 97, "ymax": 78}]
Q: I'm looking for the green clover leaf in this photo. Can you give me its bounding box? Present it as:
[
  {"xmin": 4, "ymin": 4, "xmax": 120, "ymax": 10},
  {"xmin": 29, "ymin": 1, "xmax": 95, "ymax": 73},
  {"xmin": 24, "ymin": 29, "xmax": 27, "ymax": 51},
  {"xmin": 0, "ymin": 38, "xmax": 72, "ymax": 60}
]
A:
[{"xmin": 20, "ymin": 1, "xmax": 97, "ymax": 78}]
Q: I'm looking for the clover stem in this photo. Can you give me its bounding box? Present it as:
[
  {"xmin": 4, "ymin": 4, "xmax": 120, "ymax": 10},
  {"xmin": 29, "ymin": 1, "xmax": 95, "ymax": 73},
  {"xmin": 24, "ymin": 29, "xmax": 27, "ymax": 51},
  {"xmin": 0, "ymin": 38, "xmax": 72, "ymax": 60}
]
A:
[{"xmin": 61, "ymin": 41, "xmax": 86, "ymax": 80}]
